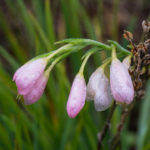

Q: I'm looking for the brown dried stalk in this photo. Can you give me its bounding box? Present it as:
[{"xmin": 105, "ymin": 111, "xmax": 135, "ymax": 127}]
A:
[
  {"xmin": 110, "ymin": 20, "xmax": 150, "ymax": 150},
  {"xmin": 97, "ymin": 20, "xmax": 150, "ymax": 150},
  {"xmin": 97, "ymin": 102, "xmax": 116, "ymax": 150}
]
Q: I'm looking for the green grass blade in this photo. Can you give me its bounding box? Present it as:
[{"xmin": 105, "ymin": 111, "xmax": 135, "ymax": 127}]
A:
[
  {"xmin": 0, "ymin": 46, "xmax": 19, "ymax": 70},
  {"xmin": 136, "ymin": 80, "xmax": 150, "ymax": 150}
]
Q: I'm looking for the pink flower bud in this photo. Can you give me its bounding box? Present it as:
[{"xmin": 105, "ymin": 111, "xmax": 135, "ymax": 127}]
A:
[
  {"xmin": 122, "ymin": 55, "xmax": 131, "ymax": 69},
  {"xmin": 23, "ymin": 73, "xmax": 48, "ymax": 105},
  {"xmin": 110, "ymin": 58, "xmax": 134, "ymax": 104},
  {"xmin": 94, "ymin": 88, "xmax": 112, "ymax": 111},
  {"xmin": 67, "ymin": 74, "xmax": 86, "ymax": 118},
  {"xmin": 13, "ymin": 58, "xmax": 47, "ymax": 95},
  {"xmin": 87, "ymin": 67, "xmax": 112, "ymax": 111},
  {"xmin": 86, "ymin": 67, "xmax": 102, "ymax": 100}
]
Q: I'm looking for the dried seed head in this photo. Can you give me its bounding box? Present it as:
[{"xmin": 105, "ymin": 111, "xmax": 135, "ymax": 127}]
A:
[
  {"xmin": 142, "ymin": 20, "xmax": 150, "ymax": 34},
  {"xmin": 123, "ymin": 30, "xmax": 133, "ymax": 42}
]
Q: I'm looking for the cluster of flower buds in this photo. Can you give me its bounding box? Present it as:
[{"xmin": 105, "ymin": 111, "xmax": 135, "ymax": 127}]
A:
[
  {"xmin": 13, "ymin": 57, "xmax": 49, "ymax": 105},
  {"xmin": 13, "ymin": 44, "xmax": 72, "ymax": 105},
  {"xmin": 66, "ymin": 48, "xmax": 134, "ymax": 118},
  {"xmin": 13, "ymin": 41, "xmax": 134, "ymax": 118}
]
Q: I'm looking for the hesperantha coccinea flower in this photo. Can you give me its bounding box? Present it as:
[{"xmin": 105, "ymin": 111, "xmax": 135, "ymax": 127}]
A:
[
  {"xmin": 66, "ymin": 73, "xmax": 86, "ymax": 118},
  {"xmin": 110, "ymin": 49, "xmax": 134, "ymax": 104},
  {"xmin": 13, "ymin": 57, "xmax": 48, "ymax": 105},
  {"xmin": 87, "ymin": 66, "xmax": 112, "ymax": 111}
]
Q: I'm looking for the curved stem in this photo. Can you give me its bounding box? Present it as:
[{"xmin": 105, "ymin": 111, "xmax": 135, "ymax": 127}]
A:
[
  {"xmin": 97, "ymin": 102, "xmax": 116, "ymax": 150},
  {"xmin": 45, "ymin": 51, "xmax": 72, "ymax": 76},
  {"xmin": 112, "ymin": 46, "xmax": 117, "ymax": 60},
  {"xmin": 46, "ymin": 44, "xmax": 72, "ymax": 61},
  {"xmin": 110, "ymin": 101, "xmax": 135, "ymax": 150},
  {"xmin": 101, "ymin": 58, "xmax": 112, "ymax": 70},
  {"xmin": 79, "ymin": 52, "xmax": 92, "ymax": 75},
  {"xmin": 56, "ymin": 38, "xmax": 130, "ymax": 55}
]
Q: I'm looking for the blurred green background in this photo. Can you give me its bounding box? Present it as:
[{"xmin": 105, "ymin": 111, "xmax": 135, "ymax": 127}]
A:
[{"xmin": 0, "ymin": 0, "xmax": 150, "ymax": 150}]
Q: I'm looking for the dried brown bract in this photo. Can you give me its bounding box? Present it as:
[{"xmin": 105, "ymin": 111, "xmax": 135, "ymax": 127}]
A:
[
  {"xmin": 142, "ymin": 20, "xmax": 150, "ymax": 34},
  {"xmin": 123, "ymin": 30, "xmax": 133, "ymax": 41},
  {"xmin": 124, "ymin": 21, "xmax": 150, "ymax": 99}
]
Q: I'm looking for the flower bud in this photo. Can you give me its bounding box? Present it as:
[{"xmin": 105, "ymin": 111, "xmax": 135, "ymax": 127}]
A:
[
  {"xmin": 24, "ymin": 73, "xmax": 48, "ymax": 105},
  {"xmin": 13, "ymin": 58, "xmax": 47, "ymax": 95},
  {"xmin": 122, "ymin": 55, "xmax": 131, "ymax": 69},
  {"xmin": 86, "ymin": 67, "xmax": 103, "ymax": 100},
  {"xmin": 67, "ymin": 74, "xmax": 86, "ymax": 118},
  {"xmin": 94, "ymin": 88, "xmax": 112, "ymax": 111},
  {"xmin": 110, "ymin": 58, "xmax": 134, "ymax": 104},
  {"xmin": 87, "ymin": 67, "xmax": 112, "ymax": 111}
]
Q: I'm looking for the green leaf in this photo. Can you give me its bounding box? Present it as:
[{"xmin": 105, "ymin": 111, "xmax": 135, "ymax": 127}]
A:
[
  {"xmin": 136, "ymin": 80, "xmax": 150, "ymax": 150},
  {"xmin": 0, "ymin": 46, "xmax": 19, "ymax": 70}
]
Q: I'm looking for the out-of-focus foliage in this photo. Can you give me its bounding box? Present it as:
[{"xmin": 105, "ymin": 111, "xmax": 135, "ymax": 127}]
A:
[{"xmin": 0, "ymin": 0, "xmax": 150, "ymax": 150}]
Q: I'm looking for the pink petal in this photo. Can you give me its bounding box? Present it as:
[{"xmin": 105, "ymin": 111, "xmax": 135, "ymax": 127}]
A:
[
  {"xmin": 13, "ymin": 58, "xmax": 47, "ymax": 95},
  {"xmin": 87, "ymin": 67, "xmax": 112, "ymax": 111},
  {"xmin": 67, "ymin": 74, "xmax": 86, "ymax": 118},
  {"xmin": 110, "ymin": 58, "xmax": 134, "ymax": 104},
  {"xmin": 23, "ymin": 74, "xmax": 48, "ymax": 105},
  {"xmin": 122, "ymin": 56, "xmax": 131, "ymax": 69}
]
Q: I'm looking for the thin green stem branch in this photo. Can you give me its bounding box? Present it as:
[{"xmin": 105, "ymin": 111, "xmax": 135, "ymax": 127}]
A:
[
  {"xmin": 79, "ymin": 52, "xmax": 92, "ymax": 74},
  {"xmin": 46, "ymin": 44, "xmax": 72, "ymax": 60},
  {"xmin": 110, "ymin": 101, "xmax": 135, "ymax": 150},
  {"xmin": 97, "ymin": 102, "xmax": 116, "ymax": 150}
]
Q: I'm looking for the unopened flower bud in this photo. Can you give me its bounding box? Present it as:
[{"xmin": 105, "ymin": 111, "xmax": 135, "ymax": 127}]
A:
[
  {"xmin": 86, "ymin": 67, "xmax": 104, "ymax": 100},
  {"xmin": 13, "ymin": 58, "xmax": 48, "ymax": 104},
  {"xmin": 24, "ymin": 73, "xmax": 48, "ymax": 105},
  {"xmin": 122, "ymin": 55, "xmax": 131, "ymax": 69},
  {"xmin": 87, "ymin": 67, "xmax": 112, "ymax": 111},
  {"xmin": 110, "ymin": 58, "xmax": 134, "ymax": 104},
  {"xmin": 67, "ymin": 74, "xmax": 86, "ymax": 118}
]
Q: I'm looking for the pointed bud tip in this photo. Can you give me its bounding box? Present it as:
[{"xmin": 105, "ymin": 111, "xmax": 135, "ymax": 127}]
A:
[
  {"xmin": 66, "ymin": 73, "xmax": 86, "ymax": 118},
  {"xmin": 110, "ymin": 58, "xmax": 134, "ymax": 104}
]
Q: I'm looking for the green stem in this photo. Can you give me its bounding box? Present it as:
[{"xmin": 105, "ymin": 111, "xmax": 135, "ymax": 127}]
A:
[
  {"xmin": 101, "ymin": 58, "xmax": 112, "ymax": 70},
  {"xmin": 108, "ymin": 40, "xmax": 131, "ymax": 55},
  {"xmin": 97, "ymin": 102, "xmax": 116, "ymax": 150},
  {"xmin": 46, "ymin": 44, "xmax": 72, "ymax": 61},
  {"xmin": 112, "ymin": 46, "xmax": 117, "ymax": 59},
  {"xmin": 56, "ymin": 38, "xmax": 130, "ymax": 55},
  {"xmin": 55, "ymin": 38, "xmax": 111, "ymax": 51},
  {"xmin": 45, "ymin": 51, "xmax": 72, "ymax": 76},
  {"xmin": 79, "ymin": 52, "xmax": 92, "ymax": 75}
]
